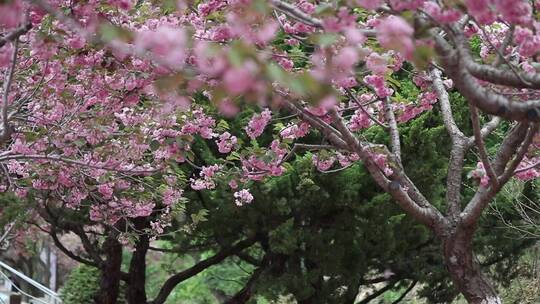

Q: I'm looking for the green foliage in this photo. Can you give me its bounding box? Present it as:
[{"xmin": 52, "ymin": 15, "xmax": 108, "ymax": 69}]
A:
[
  {"xmin": 168, "ymin": 92, "xmax": 534, "ymax": 303},
  {"xmin": 469, "ymin": 35, "xmax": 483, "ymax": 57},
  {"xmin": 60, "ymin": 265, "xmax": 127, "ymax": 304},
  {"xmin": 60, "ymin": 265, "xmax": 101, "ymax": 304},
  {"xmin": 144, "ymin": 245, "xmax": 255, "ymax": 303}
]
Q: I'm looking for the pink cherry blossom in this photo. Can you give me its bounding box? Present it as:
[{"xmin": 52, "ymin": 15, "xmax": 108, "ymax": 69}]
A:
[
  {"xmin": 366, "ymin": 53, "xmax": 388, "ymax": 75},
  {"xmin": 223, "ymin": 62, "xmax": 257, "ymax": 95},
  {"xmin": 216, "ymin": 132, "xmax": 237, "ymax": 153},
  {"xmin": 246, "ymin": 109, "xmax": 272, "ymax": 139},
  {"xmin": 356, "ymin": 0, "xmax": 383, "ymax": 10},
  {"xmin": 108, "ymin": 0, "xmax": 135, "ymax": 10},
  {"xmin": 312, "ymin": 154, "xmax": 335, "ymax": 171},
  {"xmin": 234, "ymin": 189, "xmax": 254, "ymax": 206},
  {"xmin": 376, "ymin": 16, "xmax": 414, "ymax": 58},
  {"xmin": 135, "ymin": 26, "xmax": 187, "ymax": 68},
  {"xmin": 98, "ymin": 183, "xmax": 114, "ymax": 199},
  {"xmin": 0, "ymin": 0, "xmax": 24, "ymax": 29}
]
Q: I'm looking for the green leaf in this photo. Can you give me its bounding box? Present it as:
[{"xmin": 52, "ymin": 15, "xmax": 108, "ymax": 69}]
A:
[
  {"xmin": 289, "ymin": 72, "xmax": 319, "ymax": 97},
  {"xmin": 227, "ymin": 41, "xmax": 253, "ymax": 67},
  {"xmin": 191, "ymin": 209, "xmax": 209, "ymax": 224},
  {"xmin": 216, "ymin": 119, "xmax": 230, "ymax": 131},
  {"xmin": 99, "ymin": 23, "xmax": 133, "ymax": 43},
  {"xmin": 266, "ymin": 63, "xmax": 287, "ymax": 84},
  {"xmin": 412, "ymin": 45, "xmax": 435, "ymax": 70},
  {"xmin": 153, "ymin": 74, "xmax": 185, "ymax": 94},
  {"xmin": 226, "ymin": 151, "xmax": 241, "ymax": 161},
  {"xmin": 313, "ymin": 33, "xmax": 338, "ymax": 47}
]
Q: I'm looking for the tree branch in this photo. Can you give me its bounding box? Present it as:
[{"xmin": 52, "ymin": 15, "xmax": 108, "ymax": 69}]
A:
[
  {"xmin": 461, "ymin": 123, "xmax": 532, "ymax": 226},
  {"xmin": 382, "ymin": 97, "xmax": 401, "ymax": 160},
  {"xmin": 391, "ymin": 280, "xmax": 417, "ymax": 304},
  {"xmin": 469, "ymin": 105, "xmax": 499, "ymax": 188},
  {"xmin": 149, "ymin": 236, "xmax": 258, "ymax": 304},
  {"xmin": 465, "ymin": 53, "xmax": 540, "ymax": 90},
  {"xmin": 499, "ymin": 124, "xmax": 539, "ymax": 182},
  {"xmin": 224, "ymin": 255, "xmax": 269, "ymax": 304},
  {"xmin": 0, "ymin": 23, "xmax": 31, "ymax": 49},
  {"xmin": 49, "ymin": 227, "xmax": 98, "ymax": 267},
  {"xmin": 346, "ymin": 89, "xmax": 388, "ymax": 130},
  {"xmin": 435, "ymin": 31, "xmax": 540, "ymax": 122},
  {"xmin": 358, "ymin": 280, "xmax": 398, "ymax": 304},
  {"xmin": 475, "ymin": 116, "xmax": 501, "ymax": 145},
  {"xmin": 431, "ymin": 68, "xmax": 468, "ymax": 218},
  {"xmin": 0, "ymin": 154, "xmax": 158, "ymax": 174},
  {"xmin": 269, "ymin": 0, "xmax": 322, "ymax": 28},
  {"xmin": 431, "ymin": 69, "xmax": 465, "ymax": 139},
  {"xmin": 514, "ymin": 159, "xmax": 540, "ymax": 174},
  {"xmin": 1, "ymin": 38, "xmax": 18, "ymax": 141},
  {"xmin": 282, "ymin": 101, "xmax": 349, "ymax": 150},
  {"xmin": 328, "ymin": 109, "xmax": 446, "ymax": 230}
]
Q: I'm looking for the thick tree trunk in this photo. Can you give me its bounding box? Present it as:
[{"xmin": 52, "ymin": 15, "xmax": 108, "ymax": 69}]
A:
[
  {"xmin": 126, "ymin": 219, "xmax": 149, "ymax": 304},
  {"xmin": 442, "ymin": 228, "xmax": 501, "ymax": 304},
  {"xmin": 95, "ymin": 236, "xmax": 123, "ymax": 304}
]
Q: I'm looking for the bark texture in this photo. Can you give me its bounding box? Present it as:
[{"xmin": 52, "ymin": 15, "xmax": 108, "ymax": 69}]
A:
[
  {"xmin": 442, "ymin": 229, "xmax": 502, "ymax": 304},
  {"xmin": 126, "ymin": 224, "xmax": 149, "ymax": 304},
  {"xmin": 95, "ymin": 236, "xmax": 123, "ymax": 304}
]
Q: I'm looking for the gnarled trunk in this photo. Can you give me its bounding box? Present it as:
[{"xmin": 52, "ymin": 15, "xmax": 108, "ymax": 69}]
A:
[
  {"xmin": 95, "ymin": 236, "xmax": 123, "ymax": 304},
  {"xmin": 126, "ymin": 219, "xmax": 149, "ymax": 304},
  {"xmin": 442, "ymin": 228, "xmax": 501, "ymax": 304}
]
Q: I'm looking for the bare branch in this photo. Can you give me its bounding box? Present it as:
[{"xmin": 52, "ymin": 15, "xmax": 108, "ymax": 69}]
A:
[
  {"xmin": 514, "ymin": 159, "xmax": 540, "ymax": 174},
  {"xmin": 469, "ymin": 105, "xmax": 499, "ymax": 188},
  {"xmin": 358, "ymin": 280, "xmax": 398, "ymax": 304},
  {"xmin": 0, "ymin": 22, "xmax": 31, "ymax": 49},
  {"xmin": 435, "ymin": 31, "xmax": 540, "ymax": 122},
  {"xmin": 431, "ymin": 68, "xmax": 465, "ymax": 139},
  {"xmin": 461, "ymin": 123, "xmax": 531, "ymax": 226},
  {"xmin": 492, "ymin": 123, "xmax": 531, "ymax": 175},
  {"xmin": 270, "ymin": 0, "xmax": 322, "ymax": 27},
  {"xmin": 431, "ymin": 68, "xmax": 469, "ymax": 217},
  {"xmin": 224, "ymin": 255, "xmax": 269, "ymax": 304},
  {"xmin": 445, "ymin": 140, "xmax": 467, "ymax": 219},
  {"xmin": 149, "ymin": 236, "xmax": 258, "ymax": 304},
  {"xmin": 477, "ymin": 116, "xmax": 501, "ymax": 141},
  {"xmin": 446, "ymin": 27, "xmax": 540, "ymax": 89},
  {"xmin": 391, "ymin": 280, "xmax": 417, "ymax": 304},
  {"xmin": 0, "ymin": 154, "xmax": 159, "ymax": 174},
  {"xmin": 327, "ymin": 109, "xmax": 446, "ymax": 230},
  {"xmin": 281, "ymin": 101, "xmax": 349, "ymax": 150},
  {"xmin": 50, "ymin": 227, "xmax": 98, "ymax": 267},
  {"xmin": 1, "ymin": 38, "xmax": 18, "ymax": 141},
  {"xmin": 269, "ymin": 0, "xmax": 377, "ymax": 36},
  {"xmin": 477, "ymin": 24, "xmax": 525, "ymax": 85},
  {"xmin": 345, "ymin": 89, "xmax": 388, "ymax": 129},
  {"xmin": 499, "ymin": 124, "xmax": 539, "ymax": 182},
  {"xmin": 492, "ymin": 25, "xmax": 514, "ymax": 68},
  {"xmin": 382, "ymin": 97, "xmax": 401, "ymax": 159}
]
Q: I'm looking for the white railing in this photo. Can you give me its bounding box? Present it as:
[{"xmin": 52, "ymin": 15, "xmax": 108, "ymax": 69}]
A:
[{"xmin": 0, "ymin": 260, "xmax": 61, "ymax": 304}]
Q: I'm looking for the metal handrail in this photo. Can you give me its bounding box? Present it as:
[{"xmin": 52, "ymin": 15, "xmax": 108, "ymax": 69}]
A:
[
  {"xmin": 0, "ymin": 260, "xmax": 61, "ymax": 303},
  {"xmin": 0, "ymin": 270, "xmax": 48, "ymax": 304}
]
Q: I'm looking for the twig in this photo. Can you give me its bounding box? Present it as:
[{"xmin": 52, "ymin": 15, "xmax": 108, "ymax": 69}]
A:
[
  {"xmin": 0, "ymin": 153, "xmax": 158, "ymax": 174},
  {"xmin": 469, "ymin": 105, "xmax": 499, "ymax": 188},
  {"xmin": 345, "ymin": 88, "xmax": 388, "ymax": 129},
  {"xmin": 1, "ymin": 38, "xmax": 18, "ymax": 140},
  {"xmin": 514, "ymin": 159, "xmax": 540, "ymax": 174},
  {"xmin": 0, "ymin": 23, "xmax": 31, "ymax": 49}
]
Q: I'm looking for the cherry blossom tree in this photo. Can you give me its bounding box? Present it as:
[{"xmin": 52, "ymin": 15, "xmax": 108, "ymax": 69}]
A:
[{"xmin": 2, "ymin": 0, "xmax": 540, "ymax": 303}]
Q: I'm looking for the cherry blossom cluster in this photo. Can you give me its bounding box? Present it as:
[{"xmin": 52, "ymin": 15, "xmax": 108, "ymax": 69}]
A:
[{"xmin": 0, "ymin": 0, "xmax": 540, "ymax": 242}]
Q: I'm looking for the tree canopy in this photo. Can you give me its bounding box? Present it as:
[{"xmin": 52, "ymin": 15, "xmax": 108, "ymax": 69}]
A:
[{"xmin": 2, "ymin": 0, "xmax": 540, "ymax": 303}]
